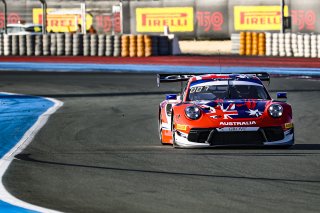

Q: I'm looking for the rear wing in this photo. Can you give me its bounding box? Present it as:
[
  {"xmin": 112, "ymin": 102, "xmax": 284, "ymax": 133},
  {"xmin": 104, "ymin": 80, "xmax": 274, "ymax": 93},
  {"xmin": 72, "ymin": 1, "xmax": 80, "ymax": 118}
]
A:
[
  {"xmin": 156, "ymin": 74, "xmax": 195, "ymax": 87},
  {"xmin": 157, "ymin": 72, "xmax": 270, "ymax": 87},
  {"xmin": 251, "ymin": 73, "xmax": 270, "ymax": 82}
]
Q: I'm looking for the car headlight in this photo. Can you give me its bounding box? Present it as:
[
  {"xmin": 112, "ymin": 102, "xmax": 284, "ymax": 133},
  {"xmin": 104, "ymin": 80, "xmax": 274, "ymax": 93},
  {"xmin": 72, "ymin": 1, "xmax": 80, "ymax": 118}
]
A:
[
  {"xmin": 268, "ymin": 104, "xmax": 283, "ymax": 118},
  {"xmin": 185, "ymin": 106, "xmax": 201, "ymax": 120}
]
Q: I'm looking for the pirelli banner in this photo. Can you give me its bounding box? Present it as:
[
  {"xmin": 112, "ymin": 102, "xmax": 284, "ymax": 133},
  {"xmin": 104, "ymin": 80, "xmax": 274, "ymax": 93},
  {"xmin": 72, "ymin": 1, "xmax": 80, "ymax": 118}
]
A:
[
  {"xmin": 130, "ymin": 1, "xmax": 195, "ymax": 38},
  {"xmin": 229, "ymin": 0, "xmax": 320, "ymax": 34},
  {"xmin": 233, "ymin": 6, "xmax": 289, "ymax": 31},
  {"xmin": 32, "ymin": 8, "xmax": 94, "ymax": 33},
  {"xmin": 136, "ymin": 7, "xmax": 194, "ymax": 33},
  {"xmin": 130, "ymin": 0, "xmax": 229, "ymax": 39}
]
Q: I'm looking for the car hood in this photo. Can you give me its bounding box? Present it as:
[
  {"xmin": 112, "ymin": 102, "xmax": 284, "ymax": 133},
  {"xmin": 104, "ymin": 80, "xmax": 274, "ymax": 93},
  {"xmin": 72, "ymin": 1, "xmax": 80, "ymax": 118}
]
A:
[{"xmin": 193, "ymin": 99, "xmax": 269, "ymax": 119}]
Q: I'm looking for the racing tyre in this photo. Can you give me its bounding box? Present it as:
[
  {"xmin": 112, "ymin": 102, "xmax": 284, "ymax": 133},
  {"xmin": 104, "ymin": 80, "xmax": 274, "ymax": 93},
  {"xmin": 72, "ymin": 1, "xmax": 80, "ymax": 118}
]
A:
[
  {"xmin": 171, "ymin": 112, "xmax": 179, "ymax": 148},
  {"xmin": 269, "ymin": 144, "xmax": 293, "ymax": 149},
  {"xmin": 279, "ymin": 145, "xmax": 293, "ymax": 149},
  {"xmin": 158, "ymin": 113, "xmax": 166, "ymax": 145},
  {"xmin": 172, "ymin": 131, "xmax": 179, "ymax": 148}
]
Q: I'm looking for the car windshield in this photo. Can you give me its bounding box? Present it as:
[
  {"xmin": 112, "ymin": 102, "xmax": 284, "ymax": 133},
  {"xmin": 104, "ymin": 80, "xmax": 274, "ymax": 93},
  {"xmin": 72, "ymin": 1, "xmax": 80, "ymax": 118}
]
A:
[
  {"xmin": 4, "ymin": 26, "xmax": 42, "ymax": 34},
  {"xmin": 7, "ymin": 26, "xmax": 23, "ymax": 33},
  {"xmin": 188, "ymin": 82, "xmax": 269, "ymax": 101}
]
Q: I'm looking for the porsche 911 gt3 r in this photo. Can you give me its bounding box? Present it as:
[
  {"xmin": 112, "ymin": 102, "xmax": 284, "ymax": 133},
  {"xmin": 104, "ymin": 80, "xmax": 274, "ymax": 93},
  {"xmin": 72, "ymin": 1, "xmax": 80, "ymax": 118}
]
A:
[{"xmin": 158, "ymin": 73, "xmax": 294, "ymax": 148}]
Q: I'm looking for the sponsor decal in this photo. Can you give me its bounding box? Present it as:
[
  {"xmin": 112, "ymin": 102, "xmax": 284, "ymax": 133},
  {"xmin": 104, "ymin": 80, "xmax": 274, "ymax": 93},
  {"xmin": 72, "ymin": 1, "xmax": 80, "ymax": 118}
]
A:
[
  {"xmin": 205, "ymin": 103, "xmax": 238, "ymax": 119},
  {"xmin": 176, "ymin": 124, "xmax": 187, "ymax": 131},
  {"xmin": 236, "ymin": 100, "xmax": 263, "ymax": 117},
  {"xmin": 234, "ymin": 6, "xmax": 289, "ymax": 31},
  {"xmin": 236, "ymin": 99, "xmax": 257, "ymax": 109},
  {"xmin": 246, "ymin": 109, "xmax": 263, "ymax": 117},
  {"xmin": 285, "ymin": 123, "xmax": 293, "ymax": 129},
  {"xmin": 220, "ymin": 121, "xmax": 256, "ymax": 126},
  {"xmin": 33, "ymin": 8, "xmax": 93, "ymax": 32},
  {"xmin": 217, "ymin": 127, "xmax": 259, "ymax": 132},
  {"xmin": 136, "ymin": 7, "xmax": 194, "ymax": 32},
  {"xmin": 201, "ymin": 100, "xmax": 266, "ymax": 119}
]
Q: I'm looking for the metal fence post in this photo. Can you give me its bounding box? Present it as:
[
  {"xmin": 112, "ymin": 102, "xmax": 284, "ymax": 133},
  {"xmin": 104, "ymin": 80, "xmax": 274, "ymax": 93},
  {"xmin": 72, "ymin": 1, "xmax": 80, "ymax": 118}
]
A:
[
  {"xmin": 120, "ymin": 0, "xmax": 123, "ymax": 34},
  {"xmin": 81, "ymin": 3, "xmax": 86, "ymax": 34},
  {"xmin": 39, "ymin": 0, "xmax": 47, "ymax": 34},
  {"xmin": 281, "ymin": 0, "xmax": 285, "ymax": 33},
  {"xmin": 1, "ymin": 0, "xmax": 7, "ymax": 34}
]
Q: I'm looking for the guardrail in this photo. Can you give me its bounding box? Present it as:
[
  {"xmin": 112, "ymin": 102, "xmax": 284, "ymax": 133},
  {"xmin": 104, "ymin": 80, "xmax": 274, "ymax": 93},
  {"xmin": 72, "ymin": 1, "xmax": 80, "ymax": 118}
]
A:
[
  {"xmin": 232, "ymin": 32, "xmax": 320, "ymax": 58},
  {"xmin": 0, "ymin": 33, "xmax": 174, "ymax": 57}
]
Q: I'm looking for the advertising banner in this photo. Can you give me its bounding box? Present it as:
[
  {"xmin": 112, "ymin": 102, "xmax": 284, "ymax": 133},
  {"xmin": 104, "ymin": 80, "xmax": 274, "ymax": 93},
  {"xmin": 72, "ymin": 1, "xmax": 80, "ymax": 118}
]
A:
[
  {"xmin": 136, "ymin": 7, "xmax": 194, "ymax": 33},
  {"xmin": 195, "ymin": 0, "xmax": 228, "ymax": 39},
  {"xmin": 291, "ymin": 0, "xmax": 320, "ymax": 33},
  {"xmin": 234, "ymin": 6, "xmax": 289, "ymax": 31},
  {"xmin": 0, "ymin": 0, "xmax": 28, "ymax": 28},
  {"xmin": 1, "ymin": 0, "xmax": 318, "ymax": 39},
  {"xmin": 33, "ymin": 8, "xmax": 93, "ymax": 33}
]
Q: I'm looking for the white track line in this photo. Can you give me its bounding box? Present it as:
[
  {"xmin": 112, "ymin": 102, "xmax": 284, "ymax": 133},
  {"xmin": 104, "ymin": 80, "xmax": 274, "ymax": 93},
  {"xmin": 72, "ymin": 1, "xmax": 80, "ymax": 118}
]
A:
[{"xmin": 0, "ymin": 93, "xmax": 63, "ymax": 213}]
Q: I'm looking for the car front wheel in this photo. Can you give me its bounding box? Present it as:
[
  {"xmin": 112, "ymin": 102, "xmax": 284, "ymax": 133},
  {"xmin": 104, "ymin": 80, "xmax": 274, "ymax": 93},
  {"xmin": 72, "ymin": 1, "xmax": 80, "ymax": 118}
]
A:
[{"xmin": 171, "ymin": 112, "xmax": 179, "ymax": 148}]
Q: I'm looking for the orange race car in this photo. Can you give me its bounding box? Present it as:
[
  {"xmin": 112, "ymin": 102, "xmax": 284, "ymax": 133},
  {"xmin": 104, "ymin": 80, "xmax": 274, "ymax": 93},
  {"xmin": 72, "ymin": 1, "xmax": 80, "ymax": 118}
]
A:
[{"xmin": 158, "ymin": 73, "xmax": 294, "ymax": 148}]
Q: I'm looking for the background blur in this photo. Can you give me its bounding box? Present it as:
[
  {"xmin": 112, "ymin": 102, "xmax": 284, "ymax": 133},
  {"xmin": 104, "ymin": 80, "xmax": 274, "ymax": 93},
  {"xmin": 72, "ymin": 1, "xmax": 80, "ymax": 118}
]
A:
[{"xmin": 0, "ymin": 0, "xmax": 319, "ymax": 39}]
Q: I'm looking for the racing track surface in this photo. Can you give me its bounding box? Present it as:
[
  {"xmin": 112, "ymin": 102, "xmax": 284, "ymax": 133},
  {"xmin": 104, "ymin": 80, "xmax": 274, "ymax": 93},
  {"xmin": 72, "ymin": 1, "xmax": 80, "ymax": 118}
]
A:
[{"xmin": 1, "ymin": 72, "xmax": 320, "ymax": 213}]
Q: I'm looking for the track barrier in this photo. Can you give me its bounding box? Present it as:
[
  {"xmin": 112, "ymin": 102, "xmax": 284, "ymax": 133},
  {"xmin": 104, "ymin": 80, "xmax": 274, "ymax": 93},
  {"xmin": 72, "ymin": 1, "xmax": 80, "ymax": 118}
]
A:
[
  {"xmin": 113, "ymin": 35, "xmax": 121, "ymax": 57},
  {"xmin": 105, "ymin": 35, "xmax": 114, "ymax": 57},
  {"xmin": 0, "ymin": 33, "xmax": 175, "ymax": 57},
  {"xmin": 65, "ymin": 33, "xmax": 73, "ymax": 56},
  {"xmin": 232, "ymin": 32, "xmax": 320, "ymax": 58},
  {"xmin": 90, "ymin": 34, "xmax": 98, "ymax": 57},
  {"xmin": 50, "ymin": 34, "xmax": 57, "ymax": 56},
  {"xmin": 0, "ymin": 35, "xmax": 3, "ymax": 56},
  {"xmin": 137, "ymin": 35, "xmax": 145, "ymax": 57},
  {"xmin": 98, "ymin": 34, "xmax": 106, "ymax": 57},
  {"xmin": 144, "ymin": 35, "xmax": 152, "ymax": 57},
  {"xmin": 121, "ymin": 35, "xmax": 129, "ymax": 57}
]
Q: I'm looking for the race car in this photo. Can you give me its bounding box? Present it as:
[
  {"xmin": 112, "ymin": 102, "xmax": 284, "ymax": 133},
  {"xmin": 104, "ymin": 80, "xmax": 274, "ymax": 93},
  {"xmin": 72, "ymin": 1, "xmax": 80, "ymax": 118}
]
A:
[{"xmin": 158, "ymin": 73, "xmax": 294, "ymax": 148}]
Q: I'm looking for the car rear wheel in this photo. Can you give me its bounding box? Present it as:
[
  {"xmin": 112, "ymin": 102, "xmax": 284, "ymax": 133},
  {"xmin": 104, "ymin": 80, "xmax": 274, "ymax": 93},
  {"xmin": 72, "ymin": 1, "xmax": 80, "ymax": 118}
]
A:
[
  {"xmin": 171, "ymin": 112, "xmax": 179, "ymax": 148},
  {"xmin": 278, "ymin": 145, "xmax": 293, "ymax": 149},
  {"xmin": 159, "ymin": 113, "xmax": 166, "ymax": 145}
]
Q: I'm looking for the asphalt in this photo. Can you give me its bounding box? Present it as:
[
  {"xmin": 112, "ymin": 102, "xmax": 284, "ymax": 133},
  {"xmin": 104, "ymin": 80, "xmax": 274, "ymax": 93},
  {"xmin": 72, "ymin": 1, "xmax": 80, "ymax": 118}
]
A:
[{"xmin": 1, "ymin": 72, "xmax": 320, "ymax": 213}]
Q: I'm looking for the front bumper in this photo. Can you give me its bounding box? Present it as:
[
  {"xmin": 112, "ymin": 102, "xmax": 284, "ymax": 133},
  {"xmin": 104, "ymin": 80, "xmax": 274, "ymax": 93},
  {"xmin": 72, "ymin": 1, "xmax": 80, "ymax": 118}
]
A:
[{"xmin": 174, "ymin": 127, "xmax": 294, "ymax": 148}]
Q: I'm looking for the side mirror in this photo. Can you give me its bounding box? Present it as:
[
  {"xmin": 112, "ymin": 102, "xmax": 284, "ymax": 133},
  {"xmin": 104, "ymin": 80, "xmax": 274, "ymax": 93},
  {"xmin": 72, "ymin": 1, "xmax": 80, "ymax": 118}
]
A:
[
  {"xmin": 166, "ymin": 94, "xmax": 177, "ymax": 100},
  {"xmin": 277, "ymin": 92, "xmax": 287, "ymax": 102}
]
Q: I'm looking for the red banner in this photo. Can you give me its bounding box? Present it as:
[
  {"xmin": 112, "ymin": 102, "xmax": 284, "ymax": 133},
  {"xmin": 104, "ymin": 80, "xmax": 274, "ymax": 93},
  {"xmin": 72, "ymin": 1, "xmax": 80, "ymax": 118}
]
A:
[
  {"xmin": 0, "ymin": 12, "xmax": 22, "ymax": 28},
  {"xmin": 197, "ymin": 11, "xmax": 224, "ymax": 32}
]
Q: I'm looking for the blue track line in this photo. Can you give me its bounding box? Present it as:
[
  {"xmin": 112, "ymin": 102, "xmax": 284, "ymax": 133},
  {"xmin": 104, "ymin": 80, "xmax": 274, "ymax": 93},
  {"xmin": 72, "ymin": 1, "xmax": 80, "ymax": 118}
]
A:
[
  {"xmin": 0, "ymin": 62, "xmax": 319, "ymax": 76},
  {"xmin": 0, "ymin": 94, "xmax": 54, "ymax": 158},
  {"xmin": 0, "ymin": 93, "xmax": 56, "ymax": 213},
  {"xmin": 0, "ymin": 201, "xmax": 37, "ymax": 213}
]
